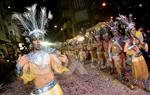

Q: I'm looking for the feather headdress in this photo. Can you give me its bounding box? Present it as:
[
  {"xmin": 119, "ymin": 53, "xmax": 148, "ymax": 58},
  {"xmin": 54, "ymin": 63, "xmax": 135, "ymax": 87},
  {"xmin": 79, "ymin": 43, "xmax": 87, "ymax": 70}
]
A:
[
  {"xmin": 107, "ymin": 21, "xmax": 119, "ymax": 32},
  {"xmin": 12, "ymin": 4, "xmax": 53, "ymax": 39},
  {"xmin": 116, "ymin": 14, "xmax": 135, "ymax": 32}
]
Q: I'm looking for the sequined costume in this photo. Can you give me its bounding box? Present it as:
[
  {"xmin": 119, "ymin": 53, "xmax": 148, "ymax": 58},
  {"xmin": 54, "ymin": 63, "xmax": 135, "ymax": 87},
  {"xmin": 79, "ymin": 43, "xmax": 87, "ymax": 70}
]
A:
[
  {"xmin": 78, "ymin": 49, "xmax": 86, "ymax": 63},
  {"xmin": 13, "ymin": 4, "xmax": 69, "ymax": 95},
  {"xmin": 97, "ymin": 41, "xmax": 105, "ymax": 69},
  {"xmin": 90, "ymin": 44, "xmax": 98, "ymax": 68},
  {"xmin": 124, "ymin": 36, "xmax": 150, "ymax": 91},
  {"xmin": 16, "ymin": 51, "xmax": 69, "ymax": 95},
  {"xmin": 66, "ymin": 50, "xmax": 88, "ymax": 75},
  {"xmin": 109, "ymin": 37, "xmax": 124, "ymax": 80},
  {"xmin": 30, "ymin": 80, "xmax": 63, "ymax": 95},
  {"xmin": 126, "ymin": 45, "xmax": 148, "ymax": 80}
]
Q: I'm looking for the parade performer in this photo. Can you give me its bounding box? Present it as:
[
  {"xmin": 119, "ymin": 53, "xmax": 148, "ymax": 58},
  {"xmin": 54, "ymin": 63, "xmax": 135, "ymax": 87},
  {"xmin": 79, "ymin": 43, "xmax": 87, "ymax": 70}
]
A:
[
  {"xmin": 90, "ymin": 41, "xmax": 98, "ymax": 68},
  {"xmin": 95, "ymin": 33, "xmax": 105, "ymax": 70},
  {"xmin": 103, "ymin": 32, "xmax": 112, "ymax": 73},
  {"xmin": 108, "ymin": 26, "xmax": 125, "ymax": 81},
  {"xmin": 66, "ymin": 48, "xmax": 88, "ymax": 75},
  {"xmin": 133, "ymin": 27, "xmax": 144, "ymax": 43},
  {"xmin": 13, "ymin": 4, "xmax": 70, "ymax": 95},
  {"xmin": 117, "ymin": 14, "xmax": 150, "ymax": 91},
  {"xmin": 124, "ymin": 35, "xmax": 150, "ymax": 91},
  {"xmin": 78, "ymin": 48, "xmax": 86, "ymax": 64}
]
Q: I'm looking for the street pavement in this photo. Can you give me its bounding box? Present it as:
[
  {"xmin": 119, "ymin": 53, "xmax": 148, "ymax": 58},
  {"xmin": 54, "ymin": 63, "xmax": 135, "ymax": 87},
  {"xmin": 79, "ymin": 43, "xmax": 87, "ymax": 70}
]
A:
[{"xmin": 0, "ymin": 64, "xmax": 149, "ymax": 95}]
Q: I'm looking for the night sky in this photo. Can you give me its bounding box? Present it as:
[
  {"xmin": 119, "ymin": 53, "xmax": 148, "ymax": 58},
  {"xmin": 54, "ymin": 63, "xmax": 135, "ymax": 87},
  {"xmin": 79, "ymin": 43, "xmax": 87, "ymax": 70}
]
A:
[
  {"xmin": 3, "ymin": 0, "xmax": 149, "ymax": 24},
  {"xmin": 6, "ymin": 0, "xmax": 60, "ymax": 20},
  {"xmin": 94, "ymin": 0, "xmax": 150, "ymax": 28},
  {"xmin": 0, "ymin": 0, "xmax": 150, "ymax": 41}
]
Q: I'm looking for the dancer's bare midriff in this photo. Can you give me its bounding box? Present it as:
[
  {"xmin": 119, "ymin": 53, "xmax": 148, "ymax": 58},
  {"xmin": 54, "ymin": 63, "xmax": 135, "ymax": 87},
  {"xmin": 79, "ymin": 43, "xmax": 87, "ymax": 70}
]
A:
[
  {"xmin": 31, "ymin": 63, "xmax": 55, "ymax": 88},
  {"xmin": 34, "ymin": 71, "xmax": 55, "ymax": 88}
]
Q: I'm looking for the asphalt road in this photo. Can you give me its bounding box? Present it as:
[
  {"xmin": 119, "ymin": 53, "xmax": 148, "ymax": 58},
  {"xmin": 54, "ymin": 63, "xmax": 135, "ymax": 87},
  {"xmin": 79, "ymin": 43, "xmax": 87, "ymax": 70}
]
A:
[{"xmin": 0, "ymin": 64, "xmax": 149, "ymax": 95}]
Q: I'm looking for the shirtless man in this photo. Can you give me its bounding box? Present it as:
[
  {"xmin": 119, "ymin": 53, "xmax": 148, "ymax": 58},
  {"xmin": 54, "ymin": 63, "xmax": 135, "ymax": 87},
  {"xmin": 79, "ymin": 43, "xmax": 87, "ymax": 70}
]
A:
[
  {"xmin": 14, "ymin": 4, "xmax": 69, "ymax": 95},
  {"xmin": 16, "ymin": 33, "xmax": 69, "ymax": 95}
]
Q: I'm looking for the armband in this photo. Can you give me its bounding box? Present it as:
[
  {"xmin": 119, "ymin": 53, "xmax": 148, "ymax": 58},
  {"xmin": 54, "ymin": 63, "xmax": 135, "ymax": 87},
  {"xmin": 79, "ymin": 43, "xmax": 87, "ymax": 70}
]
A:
[
  {"xmin": 128, "ymin": 44, "xmax": 136, "ymax": 50},
  {"xmin": 15, "ymin": 63, "xmax": 23, "ymax": 76}
]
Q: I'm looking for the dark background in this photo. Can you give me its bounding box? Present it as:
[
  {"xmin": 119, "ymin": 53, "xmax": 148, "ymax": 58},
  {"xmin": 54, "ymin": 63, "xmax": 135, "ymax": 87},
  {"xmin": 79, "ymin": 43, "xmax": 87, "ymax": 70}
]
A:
[{"xmin": 0, "ymin": 0, "xmax": 150, "ymax": 41}]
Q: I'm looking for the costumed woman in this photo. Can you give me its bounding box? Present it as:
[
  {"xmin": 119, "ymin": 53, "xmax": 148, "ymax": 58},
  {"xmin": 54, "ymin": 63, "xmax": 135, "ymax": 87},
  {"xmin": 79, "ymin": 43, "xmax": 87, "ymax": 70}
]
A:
[
  {"xmin": 13, "ymin": 4, "xmax": 70, "ymax": 95},
  {"xmin": 117, "ymin": 15, "xmax": 150, "ymax": 92},
  {"xmin": 108, "ymin": 25, "xmax": 125, "ymax": 81},
  {"xmin": 68, "ymin": 47, "xmax": 88, "ymax": 75},
  {"xmin": 103, "ymin": 32, "xmax": 112, "ymax": 73},
  {"xmin": 78, "ymin": 47, "xmax": 86, "ymax": 65},
  {"xmin": 95, "ymin": 32, "xmax": 105, "ymax": 70},
  {"xmin": 89, "ymin": 34, "xmax": 98, "ymax": 68},
  {"xmin": 124, "ymin": 30, "xmax": 150, "ymax": 92}
]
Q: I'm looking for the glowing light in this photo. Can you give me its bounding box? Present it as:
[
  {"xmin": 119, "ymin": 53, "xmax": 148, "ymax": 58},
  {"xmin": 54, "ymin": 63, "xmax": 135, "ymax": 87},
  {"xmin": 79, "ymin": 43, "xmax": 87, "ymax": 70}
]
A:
[
  {"xmin": 8, "ymin": 6, "xmax": 11, "ymax": 9},
  {"xmin": 78, "ymin": 36, "xmax": 85, "ymax": 42},
  {"xmin": 41, "ymin": 41, "xmax": 54, "ymax": 46},
  {"xmin": 102, "ymin": 2, "xmax": 106, "ymax": 7},
  {"xmin": 129, "ymin": 14, "xmax": 133, "ymax": 17},
  {"xmin": 110, "ymin": 16, "xmax": 113, "ymax": 19},
  {"xmin": 54, "ymin": 25, "xmax": 57, "ymax": 28},
  {"xmin": 139, "ymin": 4, "xmax": 142, "ymax": 7},
  {"xmin": 129, "ymin": 6, "xmax": 132, "ymax": 9},
  {"xmin": 61, "ymin": 28, "xmax": 63, "ymax": 31}
]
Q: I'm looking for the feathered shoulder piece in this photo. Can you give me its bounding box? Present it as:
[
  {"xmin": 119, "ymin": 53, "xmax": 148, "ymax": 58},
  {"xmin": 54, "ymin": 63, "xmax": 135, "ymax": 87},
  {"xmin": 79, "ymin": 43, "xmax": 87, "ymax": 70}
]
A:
[
  {"xmin": 116, "ymin": 14, "xmax": 135, "ymax": 31},
  {"xmin": 107, "ymin": 20, "xmax": 119, "ymax": 32},
  {"xmin": 12, "ymin": 4, "xmax": 53, "ymax": 37}
]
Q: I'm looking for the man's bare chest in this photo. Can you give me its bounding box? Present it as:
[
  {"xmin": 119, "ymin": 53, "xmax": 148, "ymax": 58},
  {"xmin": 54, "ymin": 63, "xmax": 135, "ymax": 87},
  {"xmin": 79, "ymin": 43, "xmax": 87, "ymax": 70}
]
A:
[{"xmin": 27, "ymin": 51, "xmax": 50, "ymax": 70}]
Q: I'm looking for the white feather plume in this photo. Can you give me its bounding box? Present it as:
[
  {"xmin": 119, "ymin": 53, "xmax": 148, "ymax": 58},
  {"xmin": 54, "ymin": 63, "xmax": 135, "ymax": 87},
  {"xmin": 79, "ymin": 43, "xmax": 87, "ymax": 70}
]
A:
[
  {"xmin": 116, "ymin": 14, "xmax": 135, "ymax": 31},
  {"xmin": 12, "ymin": 3, "xmax": 52, "ymax": 36}
]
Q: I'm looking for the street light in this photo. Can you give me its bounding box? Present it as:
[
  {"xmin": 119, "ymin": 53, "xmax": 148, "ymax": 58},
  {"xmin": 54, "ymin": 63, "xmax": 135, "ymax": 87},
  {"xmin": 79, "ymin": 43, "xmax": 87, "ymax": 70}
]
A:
[
  {"xmin": 102, "ymin": 2, "xmax": 106, "ymax": 7},
  {"xmin": 61, "ymin": 28, "xmax": 63, "ymax": 31},
  {"xmin": 100, "ymin": 2, "xmax": 121, "ymax": 14},
  {"xmin": 110, "ymin": 16, "xmax": 113, "ymax": 19},
  {"xmin": 8, "ymin": 6, "xmax": 11, "ymax": 9},
  {"xmin": 139, "ymin": 4, "xmax": 142, "ymax": 7},
  {"xmin": 54, "ymin": 25, "xmax": 57, "ymax": 28}
]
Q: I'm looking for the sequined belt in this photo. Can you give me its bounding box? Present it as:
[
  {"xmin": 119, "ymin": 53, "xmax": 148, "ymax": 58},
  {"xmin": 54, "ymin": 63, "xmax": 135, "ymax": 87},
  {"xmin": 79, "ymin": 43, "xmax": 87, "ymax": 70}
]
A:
[
  {"xmin": 132, "ymin": 52, "xmax": 142, "ymax": 57},
  {"xmin": 33, "ymin": 80, "xmax": 57, "ymax": 94}
]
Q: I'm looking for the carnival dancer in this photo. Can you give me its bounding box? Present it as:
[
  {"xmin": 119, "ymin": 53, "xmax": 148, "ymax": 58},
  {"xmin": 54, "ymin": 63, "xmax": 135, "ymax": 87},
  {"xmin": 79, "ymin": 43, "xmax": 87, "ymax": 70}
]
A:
[
  {"xmin": 78, "ymin": 48, "xmax": 86, "ymax": 64},
  {"xmin": 124, "ymin": 34, "xmax": 150, "ymax": 92},
  {"xmin": 108, "ymin": 27, "xmax": 125, "ymax": 81},
  {"xmin": 117, "ymin": 14, "xmax": 150, "ymax": 91},
  {"xmin": 67, "ymin": 48, "xmax": 88, "ymax": 75},
  {"xmin": 90, "ymin": 41, "xmax": 98, "ymax": 68},
  {"xmin": 93, "ymin": 30, "xmax": 105, "ymax": 70},
  {"xmin": 13, "ymin": 4, "xmax": 70, "ymax": 95},
  {"xmin": 103, "ymin": 32, "xmax": 112, "ymax": 72},
  {"xmin": 120, "ymin": 15, "xmax": 150, "ymax": 91},
  {"xmin": 96, "ymin": 34, "xmax": 105, "ymax": 70}
]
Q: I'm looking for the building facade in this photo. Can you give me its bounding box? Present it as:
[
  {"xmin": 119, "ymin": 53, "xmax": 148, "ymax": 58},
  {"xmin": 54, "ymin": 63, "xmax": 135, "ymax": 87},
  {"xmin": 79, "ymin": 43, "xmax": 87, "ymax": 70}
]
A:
[
  {"xmin": 0, "ymin": 0, "xmax": 21, "ymax": 57},
  {"xmin": 61, "ymin": 0, "xmax": 92, "ymax": 38}
]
